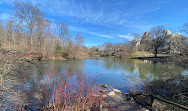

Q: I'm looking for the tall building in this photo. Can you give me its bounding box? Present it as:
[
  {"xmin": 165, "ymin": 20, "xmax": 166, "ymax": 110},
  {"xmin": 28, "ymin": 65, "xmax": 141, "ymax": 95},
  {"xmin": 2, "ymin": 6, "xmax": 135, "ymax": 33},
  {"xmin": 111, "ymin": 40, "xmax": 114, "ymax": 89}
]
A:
[
  {"xmin": 133, "ymin": 30, "xmax": 185, "ymax": 54},
  {"xmin": 140, "ymin": 32, "xmax": 150, "ymax": 44}
]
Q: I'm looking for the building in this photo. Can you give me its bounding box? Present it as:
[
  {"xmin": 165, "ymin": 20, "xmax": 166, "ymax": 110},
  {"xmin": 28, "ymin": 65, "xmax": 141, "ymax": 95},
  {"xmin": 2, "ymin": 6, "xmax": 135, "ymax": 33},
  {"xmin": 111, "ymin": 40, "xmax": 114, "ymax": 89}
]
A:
[{"xmin": 131, "ymin": 30, "xmax": 185, "ymax": 54}]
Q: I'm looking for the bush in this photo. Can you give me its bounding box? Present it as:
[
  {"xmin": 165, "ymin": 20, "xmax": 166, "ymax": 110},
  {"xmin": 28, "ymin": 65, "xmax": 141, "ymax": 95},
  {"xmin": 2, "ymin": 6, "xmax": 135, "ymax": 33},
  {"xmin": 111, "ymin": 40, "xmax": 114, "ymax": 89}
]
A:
[{"xmin": 38, "ymin": 68, "xmax": 103, "ymax": 110}]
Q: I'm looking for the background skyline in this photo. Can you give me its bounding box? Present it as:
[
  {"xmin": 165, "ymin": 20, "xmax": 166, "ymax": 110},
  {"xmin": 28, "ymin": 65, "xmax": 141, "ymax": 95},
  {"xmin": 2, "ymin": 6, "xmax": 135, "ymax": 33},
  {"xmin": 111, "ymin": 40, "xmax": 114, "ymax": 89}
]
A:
[{"xmin": 0, "ymin": 0, "xmax": 188, "ymax": 46}]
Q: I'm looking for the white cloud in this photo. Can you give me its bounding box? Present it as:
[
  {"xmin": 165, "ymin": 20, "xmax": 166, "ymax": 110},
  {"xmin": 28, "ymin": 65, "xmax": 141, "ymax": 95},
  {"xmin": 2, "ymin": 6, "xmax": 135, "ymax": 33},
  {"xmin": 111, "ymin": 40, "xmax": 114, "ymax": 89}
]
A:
[
  {"xmin": 69, "ymin": 26, "xmax": 114, "ymax": 38},
  {"xmin": 0, "ymin": 0, "xmax": 14, "ymax": 5},
  {"xmin": 70, "ymin": 26, "xmax": 136, "ymax": 40},
  {"xmin": 118, "ymin": 34, "xmax": 134, "ymax": 40},
  {"xmin": 97, "ymin": 34, "xmax": 113, "ymax": 38},
  {"xmin": 153, "ymin": 7, "xmax": 161, "ymax": 12},
  {"xmin": 87, "ymin": 31, "xmax": 114, "ymax": 38}
]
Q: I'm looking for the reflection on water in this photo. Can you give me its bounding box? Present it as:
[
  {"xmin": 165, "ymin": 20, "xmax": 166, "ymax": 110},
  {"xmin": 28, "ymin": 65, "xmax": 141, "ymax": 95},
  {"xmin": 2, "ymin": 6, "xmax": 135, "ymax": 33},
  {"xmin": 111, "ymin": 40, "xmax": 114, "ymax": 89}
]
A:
[{"xmin": 1, "ymin": 57, "xmax": 187, "ymax": 110}]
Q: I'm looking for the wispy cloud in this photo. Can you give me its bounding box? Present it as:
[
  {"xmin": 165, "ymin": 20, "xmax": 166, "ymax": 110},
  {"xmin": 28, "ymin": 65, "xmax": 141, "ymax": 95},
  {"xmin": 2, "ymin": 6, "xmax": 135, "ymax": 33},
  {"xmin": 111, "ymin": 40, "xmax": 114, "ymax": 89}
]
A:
[
  {"xmin": 0, "ymin": 0, "xmax": 14, "ymax": 5},
  {"xmin": 118, "ymin": 34, "xmax": 134, "ymax": 40},
  {"xmin": 20, "ymin": 0, "xmax": 130, "ymax": 26},
  {"xmin": 1, "ymin": 0, "xmax": 185, "ymax": 45},
  {"xmin": 153, "ymin": 7, "xmax": 161, "ymax": 12},
  {"xmin": 87, "ymin": 31, "xmax": 114, "ymax": 39},
  {"xmin": 69, "ymin": 26, "xmax": 113, "ymax": 38},
  {"xmin": 70, "ymin": 26, "xmax": 129, "ymax": 39},
  {"xmin": 2, "ymin": 0, "xmax": 167, "ymax": 29}
]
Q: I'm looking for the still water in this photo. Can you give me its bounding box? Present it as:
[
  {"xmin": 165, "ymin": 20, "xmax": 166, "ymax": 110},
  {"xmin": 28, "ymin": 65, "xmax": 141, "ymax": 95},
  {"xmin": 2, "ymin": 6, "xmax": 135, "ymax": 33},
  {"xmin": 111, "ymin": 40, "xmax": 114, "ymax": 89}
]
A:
[{"xmin": 1, "ymin": 57, "xmax": 187, "ymax": 110}]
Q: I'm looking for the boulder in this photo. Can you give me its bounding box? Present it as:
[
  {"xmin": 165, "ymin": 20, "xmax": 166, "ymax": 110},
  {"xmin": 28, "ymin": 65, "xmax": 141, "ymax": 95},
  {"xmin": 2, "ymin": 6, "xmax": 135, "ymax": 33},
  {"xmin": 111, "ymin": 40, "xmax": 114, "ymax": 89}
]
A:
[
  {"xmin": 113, "ymin": 88, "xmax": 122, "ymax": 94},
  {"xmin": 107, "ymin": 91, "xmax": 116, "ymax": 96},
  {"xmin": 103, "ymin": 94, "xmax": 108, "ymax": 99},
  {"xmin": 100, "ymin": 90, "xmax": 108, "ymax": 94},
  {"xmin": 100, "ymin": 84, "xmax": 107, "ymax": 88}
]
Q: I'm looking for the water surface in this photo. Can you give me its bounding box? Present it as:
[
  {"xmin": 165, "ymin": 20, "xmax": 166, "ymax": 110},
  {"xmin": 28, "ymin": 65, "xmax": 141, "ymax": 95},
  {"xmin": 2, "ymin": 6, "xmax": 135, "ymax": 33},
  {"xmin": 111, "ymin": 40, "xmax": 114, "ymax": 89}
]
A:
[{"xmin": 1, "ymin": 57, "xmax": 187, "ymax": 110}]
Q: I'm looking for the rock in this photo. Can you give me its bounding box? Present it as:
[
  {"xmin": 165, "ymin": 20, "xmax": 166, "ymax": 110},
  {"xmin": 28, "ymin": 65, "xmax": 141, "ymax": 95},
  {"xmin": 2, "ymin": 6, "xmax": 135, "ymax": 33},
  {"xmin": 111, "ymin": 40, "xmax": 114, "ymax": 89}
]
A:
[
  {"xmin": 92, "ymin": 94, "xmax": 107, "ymax": 99},
  {"xmin": 102, "ymin": 108, "xmax": 108, "ymax": 111},
  {"xmin": 100, "ymin": 84, "xmax": 107, "ymax": 88},
  {"xmin": 100, "ymin": 90, "xmax": 108, "ymax": 94},
  {"xmin": 92, "ymin": 94, "xmax": 101, "ymax": 98},
  {"xmin": 101, "ymin": 101, "xmax": 108, "ymax": 107},
  {"xmin": 113, "ymin": 89, "xmax": 122, "ymax": 94},
  {"xmin": 106, "ymin": 92, "xmax": 124, "ymax": 106},
  {"xmin": 143, "ymin": 109, "xmax": 150, "ymax": 111},
  {"xmin": 23, "ymin": 105, "xmax": 33, "ymax": 111},
  {"xmin": 99, "ymin": 104, "xmax": 103, "ymax": 111},
  {"xmin": 107, "ymin": 91, "xmax": 115, "ymax": 96},
  {"xmin": 103, "ymin": 94, "xmax": 107, "ymax": 98}
]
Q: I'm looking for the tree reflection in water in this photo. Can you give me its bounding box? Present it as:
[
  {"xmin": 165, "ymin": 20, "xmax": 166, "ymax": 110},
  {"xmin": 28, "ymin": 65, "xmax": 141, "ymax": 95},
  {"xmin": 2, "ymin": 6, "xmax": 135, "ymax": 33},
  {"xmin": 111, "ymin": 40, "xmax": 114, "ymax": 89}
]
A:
[
  {"xmin": 1, "ymin": 58, "xmax": 187, "ymax": 110},
  {"xmin": 103, "ymin": 58, "xmax": 185, "ymax": 81}
]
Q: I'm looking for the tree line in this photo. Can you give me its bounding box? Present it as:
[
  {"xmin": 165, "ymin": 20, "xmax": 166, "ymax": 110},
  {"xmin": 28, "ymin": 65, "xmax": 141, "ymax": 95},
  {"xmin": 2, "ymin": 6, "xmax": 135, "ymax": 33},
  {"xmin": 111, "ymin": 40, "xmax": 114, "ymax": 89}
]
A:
[
  {"xmin": 0, "ymin": 1, "xmax": 187, "ymax": 63},
  {"xmin": 88, "ymin": 25, "xmax": 188, "ymax": 67},
  {"xmin": 0, "ymin": 1, "xmax": 87, "ymax": 60},
  {"xmin": 89, "ymin": 25, "xmax": 187, "ymax": 57}
]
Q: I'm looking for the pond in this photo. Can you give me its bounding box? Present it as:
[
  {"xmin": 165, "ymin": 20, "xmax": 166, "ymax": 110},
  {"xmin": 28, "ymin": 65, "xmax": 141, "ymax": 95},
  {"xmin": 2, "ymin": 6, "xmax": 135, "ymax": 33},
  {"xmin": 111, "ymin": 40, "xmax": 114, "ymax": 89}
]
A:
[{"xmin": 1, "ymin": 57, "xmax": 187, "ymax": 110}]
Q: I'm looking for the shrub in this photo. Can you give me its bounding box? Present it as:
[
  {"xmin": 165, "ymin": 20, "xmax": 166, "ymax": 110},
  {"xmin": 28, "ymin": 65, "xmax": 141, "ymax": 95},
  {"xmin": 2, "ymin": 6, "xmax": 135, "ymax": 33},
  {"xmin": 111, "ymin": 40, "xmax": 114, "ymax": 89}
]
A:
[{"xmin": 39, "ymin": 68, "xmax": 103, "ymax": 111}]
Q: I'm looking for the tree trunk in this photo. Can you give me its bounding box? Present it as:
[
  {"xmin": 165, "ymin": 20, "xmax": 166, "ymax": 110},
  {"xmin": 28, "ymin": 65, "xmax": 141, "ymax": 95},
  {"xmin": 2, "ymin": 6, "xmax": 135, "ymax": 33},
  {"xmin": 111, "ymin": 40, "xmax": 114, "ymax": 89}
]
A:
[
  {"xmin": 154, "ymin": 48, "xmax": 158, "ymax": 57},
  {"xmin": 30, "ymin": 29, "xmax": 33, "ymax": 51}
]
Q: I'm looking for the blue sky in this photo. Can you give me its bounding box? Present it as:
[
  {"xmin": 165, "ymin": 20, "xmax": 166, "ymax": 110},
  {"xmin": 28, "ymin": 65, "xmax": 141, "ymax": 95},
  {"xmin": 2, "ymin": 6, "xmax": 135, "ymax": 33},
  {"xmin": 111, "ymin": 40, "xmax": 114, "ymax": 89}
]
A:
[{"xmin": 0, "ymin": 0, "xmax": 188, "ymax": 46}]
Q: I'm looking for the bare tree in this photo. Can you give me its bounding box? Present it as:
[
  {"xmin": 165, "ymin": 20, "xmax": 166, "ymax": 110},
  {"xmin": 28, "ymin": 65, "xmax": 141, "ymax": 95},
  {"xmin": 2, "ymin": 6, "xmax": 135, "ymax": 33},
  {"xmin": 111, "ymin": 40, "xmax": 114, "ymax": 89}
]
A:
[
  {"xmin": 57, "ymin": 22, "xmax": 69, "ymax": 45},
  {"xmin": 63, "ymin": 36, "xmax": 74, "ymax": 58},
  {"xmin": 104, "ymin": 43, "xmax": 114, "ymax": 56},
  {"xmin": 0, "ymin": 20, "xmax": 4, "ymax": 47},
  {"xmin": 131, "ymin": 33, "xmax": 142, "ymax": 40},
  {"xmin": 14, "ymin": 1, "xmax": 44, "ymax": 50},
  {"xmin": 75, "ymin": 32, "xmax": 84, "ymax": 46},
  {"xmin": 181, "ymin": 23, "xmax": 188, "ymax": 34},
  {"xmin": 6, "ymin": 20, "xmax": 14, "ymax": 49},
  {"xmin": 149, "ymin": 26, "xmax": 166, "ymax": 57},
  {"xmin": 35, "ymin": 16, "xmax": 50, "ymax": 59},
  {"xmin": 73, "ymin": 32, "xmax": 84, "ymax": 59},
  {"xmin": 88, "ymin": 47, "xmax": 98, "ymax": 56},
  {"xmin": 0, "ymin": 1, "xmax": 87, "ymax": 60}
]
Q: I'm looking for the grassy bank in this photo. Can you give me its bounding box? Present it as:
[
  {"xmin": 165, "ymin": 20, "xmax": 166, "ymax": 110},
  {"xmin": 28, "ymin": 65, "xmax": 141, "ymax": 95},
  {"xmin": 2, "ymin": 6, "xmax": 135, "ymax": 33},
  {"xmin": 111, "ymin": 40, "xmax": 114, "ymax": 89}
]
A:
[{"xmin": 130, "ymin": 51, "xmax": 170, "ymax": 58}]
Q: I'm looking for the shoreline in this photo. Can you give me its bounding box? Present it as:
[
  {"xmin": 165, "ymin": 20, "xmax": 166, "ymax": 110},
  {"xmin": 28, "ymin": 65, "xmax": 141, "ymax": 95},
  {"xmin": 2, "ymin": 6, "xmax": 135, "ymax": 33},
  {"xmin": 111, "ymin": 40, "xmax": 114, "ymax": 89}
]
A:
[{"xmin": 132, "ymin": 56, "xmax": 169, "ymax": 62}]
